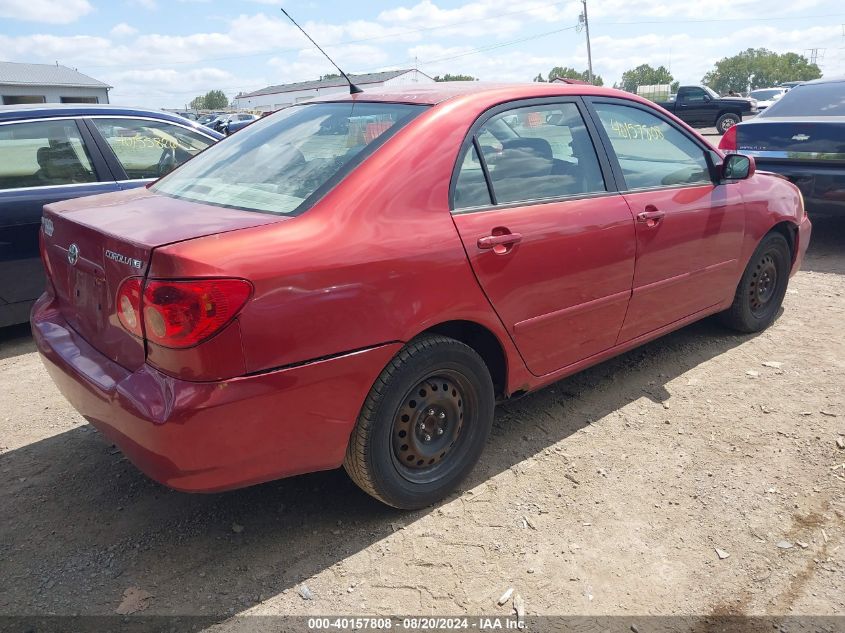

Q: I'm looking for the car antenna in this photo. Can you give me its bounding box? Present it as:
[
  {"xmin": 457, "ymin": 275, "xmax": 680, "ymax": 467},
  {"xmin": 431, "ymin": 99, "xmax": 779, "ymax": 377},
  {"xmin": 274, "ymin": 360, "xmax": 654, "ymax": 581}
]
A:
[{"xmin": 280, "ymin": 7, "xmax": 363, "ymax": 95}]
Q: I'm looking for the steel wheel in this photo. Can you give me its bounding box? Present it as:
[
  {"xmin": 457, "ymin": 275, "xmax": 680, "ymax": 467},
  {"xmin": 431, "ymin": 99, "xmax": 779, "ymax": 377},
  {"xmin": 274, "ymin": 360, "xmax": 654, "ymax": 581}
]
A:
[
  {"xmin": 344, "ymin": 335, "xmax": 495, "ymax": 509},
  {"xmin": 749, "ymin": 252, "xmax": 778, "ymax": 317},
  {"xmin": 719, "ymin": 231, "xmax": 791, "ymax": 333},
  {"xmin": 391, "ymin": 372, "xmax": 469, "ymax": 483}
]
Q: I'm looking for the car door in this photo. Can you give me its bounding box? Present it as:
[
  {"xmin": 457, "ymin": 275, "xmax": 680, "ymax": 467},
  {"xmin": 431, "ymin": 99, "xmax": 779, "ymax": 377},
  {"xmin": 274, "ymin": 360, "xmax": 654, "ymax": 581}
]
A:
[
  {"xmin": 450, "ymin": 99, "xmax": 636, "ymax": 377},
  {"xmin": 675, "ymin": 87, "xmax": 711, "ymax": 127},
  {"xmin": 84, "ymin": 116, "xmax": 217, "ymax": 189},
  {"xmin": 0, "ymin": 117, "xmax": 117, "ymax": 327},
  {"xmin": 586, "ymin": 98, "xmax": 745, "ymax": 343}
]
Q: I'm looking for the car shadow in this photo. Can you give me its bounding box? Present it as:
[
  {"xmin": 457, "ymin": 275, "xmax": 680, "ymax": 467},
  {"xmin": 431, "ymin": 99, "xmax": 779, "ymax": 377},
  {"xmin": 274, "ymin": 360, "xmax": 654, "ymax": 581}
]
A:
[
  {"xmin": 0, "ymin": 323, "xmax": 36, "ymax": 361},
  {"xmin": 802, "ymin": 215, "xmax": 845, "ymax": 275},
  {"xmin": 0, "ymin": 318, "xmax": 759, "ymax": 619}
]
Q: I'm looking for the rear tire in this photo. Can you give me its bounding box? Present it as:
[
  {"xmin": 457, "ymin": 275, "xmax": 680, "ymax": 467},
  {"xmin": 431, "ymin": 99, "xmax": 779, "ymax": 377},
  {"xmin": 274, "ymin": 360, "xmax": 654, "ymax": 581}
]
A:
[
  {"xmin": 716, "ymin": 113, "xmax": 740, "ymax": 135},
  {"xmin": 344, "ymin": 335, "xmax": 495, "ymax": 510},
  {"xmin": 719, "ymin": 232, "xmax": 791, "ymax": 333}
]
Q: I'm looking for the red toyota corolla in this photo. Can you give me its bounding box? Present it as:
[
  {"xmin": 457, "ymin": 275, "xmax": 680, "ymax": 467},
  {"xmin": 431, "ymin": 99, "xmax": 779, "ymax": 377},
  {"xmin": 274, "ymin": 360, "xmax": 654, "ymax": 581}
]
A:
[{"xmin": 33, "ymin": 83, "xmax": 811, "ymax": 509}]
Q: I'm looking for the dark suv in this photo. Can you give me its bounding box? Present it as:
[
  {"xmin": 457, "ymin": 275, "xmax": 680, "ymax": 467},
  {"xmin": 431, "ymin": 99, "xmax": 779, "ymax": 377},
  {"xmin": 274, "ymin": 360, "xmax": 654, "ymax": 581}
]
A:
[{"xmin": 0, "ymin": 104, "xmax": 222, "ymax": 327}]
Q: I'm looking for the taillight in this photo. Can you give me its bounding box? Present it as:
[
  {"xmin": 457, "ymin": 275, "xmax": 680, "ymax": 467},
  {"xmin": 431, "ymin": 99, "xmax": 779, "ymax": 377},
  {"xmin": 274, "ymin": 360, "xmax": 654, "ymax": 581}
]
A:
[
  {"xmin": 142, "ymin": 279, "xmax": 252, "ymax": 348},
  {"xmin": 115, "ymin": 277, "xmax": 252, "ymax": 348},
  {"xmin": 719, "ymin": 125, "xmax": 737, "ymax": 151},
  {"xmin": 116, "ymin": 277, "xmax": 143, "ymax": 337}
]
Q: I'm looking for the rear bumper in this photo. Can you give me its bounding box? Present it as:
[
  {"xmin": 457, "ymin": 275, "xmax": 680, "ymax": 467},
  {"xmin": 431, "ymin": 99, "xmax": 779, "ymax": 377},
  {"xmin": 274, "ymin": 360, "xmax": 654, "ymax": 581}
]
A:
[
  {"xmin": 31, "ymin": 293, "xmax": 401, "ymax": 492},
  {"xmin": 756, "ymin": 162, "xmax": 845, "ymax": 216}
]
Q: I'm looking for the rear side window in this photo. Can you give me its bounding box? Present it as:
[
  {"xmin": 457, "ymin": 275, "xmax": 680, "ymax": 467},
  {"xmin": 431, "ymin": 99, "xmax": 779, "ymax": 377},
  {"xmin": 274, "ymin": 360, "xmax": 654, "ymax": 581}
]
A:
[
  {"xmin": 593, "ymin": 103, "xmax": 711, "ymax": 190},
  {"xmin": 152, "ymin": 102, "xmax": 426, "ymax": 215},
  {"xmin": 454, "ymin": 102, "xmax": 606, "ymax": 209},
  {"xmin": 0, "ymin": 120, "xmax": 96, "ymax": 190},
  {"xmin": 91, "ymin": 118, "xmax": 214, "ymax": 180},
  {"xmin": 761, "ymin": 82, "xmax": 845, "ymax": 117}
]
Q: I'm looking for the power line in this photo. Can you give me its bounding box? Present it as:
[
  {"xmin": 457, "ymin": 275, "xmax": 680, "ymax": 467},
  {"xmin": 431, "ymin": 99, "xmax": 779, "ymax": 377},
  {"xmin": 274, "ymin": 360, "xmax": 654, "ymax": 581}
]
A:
[
  {"xmin": 594, "ymin": 12, "xmax": 845, "ymax": 25},
  {"xmin": 415, "ymin": 25, "xmax": 579, "ymax": 65}
]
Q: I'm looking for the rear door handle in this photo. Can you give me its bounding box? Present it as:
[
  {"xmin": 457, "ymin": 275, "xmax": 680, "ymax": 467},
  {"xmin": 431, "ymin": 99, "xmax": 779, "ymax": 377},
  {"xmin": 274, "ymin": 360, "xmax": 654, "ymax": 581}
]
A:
[
  {"xmin": 478, "ymin": 233, "xmax": 522, "ymax": 253},
  {"xmin": 636, "ymin": 207, "xmax": 665, "ymax": 227}
]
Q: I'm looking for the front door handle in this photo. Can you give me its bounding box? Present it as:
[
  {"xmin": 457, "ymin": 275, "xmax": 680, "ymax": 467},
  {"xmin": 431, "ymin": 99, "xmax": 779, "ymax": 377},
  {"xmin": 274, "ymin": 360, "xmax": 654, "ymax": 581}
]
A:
[
  {"xmin": 477, "ymin": 232, "xmax": 522, "ymax": 254},
  {"xmin": 636, "ymin": 207, "xmax": 665, "ymax": 227}
]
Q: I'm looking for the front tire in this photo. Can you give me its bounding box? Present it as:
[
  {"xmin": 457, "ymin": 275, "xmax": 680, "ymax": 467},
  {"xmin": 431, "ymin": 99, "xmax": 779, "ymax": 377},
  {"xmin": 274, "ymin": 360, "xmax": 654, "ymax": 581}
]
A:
[
  {"xmin": 719, "ymin": 232, "xmax": 791, "ymax": 333},
  {"xmin": 344, "ymin": 335, "xmax": 495, "ymax": 509},
  {"xmin": 716, "ymin": 112, "xmax": 740, "ymax": 135}
]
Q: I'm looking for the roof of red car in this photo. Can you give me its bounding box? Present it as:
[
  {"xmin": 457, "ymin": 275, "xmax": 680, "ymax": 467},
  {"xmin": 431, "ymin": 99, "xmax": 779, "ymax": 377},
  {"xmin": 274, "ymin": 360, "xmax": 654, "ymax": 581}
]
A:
[{"xmin": 314, "ymin": 81, "xmax": 634, "ymax": 106}]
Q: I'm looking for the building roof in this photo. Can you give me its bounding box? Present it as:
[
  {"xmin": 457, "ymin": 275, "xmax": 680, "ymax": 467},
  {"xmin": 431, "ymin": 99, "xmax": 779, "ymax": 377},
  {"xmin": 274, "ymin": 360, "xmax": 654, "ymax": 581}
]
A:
[
  {"xmin": 0, "ymin": 61, "xmax": 111, "ymax": 89},
  {"xmin": 238, "ymin": 69, "xmax": 425, "ymax": 98}
]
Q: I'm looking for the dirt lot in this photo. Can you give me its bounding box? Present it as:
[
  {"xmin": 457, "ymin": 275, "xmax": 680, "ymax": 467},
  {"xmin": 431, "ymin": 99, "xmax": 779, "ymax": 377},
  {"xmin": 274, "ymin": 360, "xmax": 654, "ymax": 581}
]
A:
[{"xmin": 1, "ymin": 217, "xmax": 843, "ymax": 627}]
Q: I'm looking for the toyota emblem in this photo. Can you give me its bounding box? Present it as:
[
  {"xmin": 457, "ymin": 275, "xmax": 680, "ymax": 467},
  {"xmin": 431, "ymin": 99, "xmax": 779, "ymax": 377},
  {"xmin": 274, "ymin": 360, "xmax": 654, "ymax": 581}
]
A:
[{"xmin": 67, "ymin": 243, "xmax": 80, "ymax": 266}]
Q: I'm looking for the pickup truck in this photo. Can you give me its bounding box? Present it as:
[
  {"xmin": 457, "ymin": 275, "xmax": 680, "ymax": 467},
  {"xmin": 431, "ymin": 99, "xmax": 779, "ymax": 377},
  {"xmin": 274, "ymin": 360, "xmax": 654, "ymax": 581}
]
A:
[{"xmin": 656, "ymin": 86, "xmax": 757, "ymax": 134}]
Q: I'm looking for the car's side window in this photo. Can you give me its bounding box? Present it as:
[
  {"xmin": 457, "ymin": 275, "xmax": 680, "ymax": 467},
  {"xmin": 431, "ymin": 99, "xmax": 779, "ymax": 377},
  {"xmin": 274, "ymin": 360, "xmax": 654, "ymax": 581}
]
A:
[
  {"xmin": 0, "ymin": 120, "xmax": 96, "ymax": 190},
  {"xmin": 454, "ymin": 102, "xmax": 606, "ymax": 209},
  {"xmin": 454, "ymin": 145, "xmax": 492, "ymax": 208},
  {"xmin": 90, "ymin": 118, "xmax": 214, "ymax": 180},
  {"xmin": 592, "ymin": 103, "xmax": 712, "ymax": 190},
  {"xmin": 681, "ymin": 88, "xmax": 708, "ymax": 103}
]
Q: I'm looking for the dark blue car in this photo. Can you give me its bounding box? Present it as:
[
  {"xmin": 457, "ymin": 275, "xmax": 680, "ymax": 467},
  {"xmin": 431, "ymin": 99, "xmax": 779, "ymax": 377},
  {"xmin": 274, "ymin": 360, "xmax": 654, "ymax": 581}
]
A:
[{"xmin": 0, "ymin": 104, "xmax": 222, "ymax": 327}]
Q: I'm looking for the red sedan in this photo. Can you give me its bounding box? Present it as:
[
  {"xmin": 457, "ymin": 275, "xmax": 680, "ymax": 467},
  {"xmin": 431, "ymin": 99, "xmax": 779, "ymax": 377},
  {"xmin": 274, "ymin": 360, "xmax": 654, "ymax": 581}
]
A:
[{"xmin": 33, "ymin": 83, "xmax": 811, "ymax": 509}]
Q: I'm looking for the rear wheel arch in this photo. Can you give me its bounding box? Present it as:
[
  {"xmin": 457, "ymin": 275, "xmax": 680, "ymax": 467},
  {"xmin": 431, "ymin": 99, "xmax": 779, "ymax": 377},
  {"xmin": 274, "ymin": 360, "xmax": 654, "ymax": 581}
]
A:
[{"xmin": 419, "ymin": 320, "xmax": 508, "ymax": 399}]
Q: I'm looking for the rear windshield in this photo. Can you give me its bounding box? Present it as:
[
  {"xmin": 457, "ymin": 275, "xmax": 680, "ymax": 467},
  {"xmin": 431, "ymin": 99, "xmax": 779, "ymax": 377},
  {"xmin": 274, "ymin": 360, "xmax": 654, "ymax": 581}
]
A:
[
  {"xmin": 761, "ymin": 82, "xmax": 845, "ymax": 117},
  {"xmin": 151, "ymin": 101, "xmax": 427, "ymax": 215}
]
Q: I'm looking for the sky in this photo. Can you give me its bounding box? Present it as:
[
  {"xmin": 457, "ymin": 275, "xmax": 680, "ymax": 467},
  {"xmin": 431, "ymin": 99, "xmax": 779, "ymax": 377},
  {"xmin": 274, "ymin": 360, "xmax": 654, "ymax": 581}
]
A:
[{"xmin": 1, "ymin": 0, "xmax": 844, "ymax": 109}]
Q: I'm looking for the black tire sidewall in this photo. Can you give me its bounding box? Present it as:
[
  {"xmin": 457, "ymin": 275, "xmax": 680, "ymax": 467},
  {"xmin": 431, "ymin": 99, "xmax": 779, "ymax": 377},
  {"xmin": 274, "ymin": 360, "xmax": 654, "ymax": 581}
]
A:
[
  {"xmin": 366, "ymin": 341, "xmax": 494, "ymax": 509},
  {"xmin": 735, "ymin": 233, "xmax": 790, "ymax": 330}
]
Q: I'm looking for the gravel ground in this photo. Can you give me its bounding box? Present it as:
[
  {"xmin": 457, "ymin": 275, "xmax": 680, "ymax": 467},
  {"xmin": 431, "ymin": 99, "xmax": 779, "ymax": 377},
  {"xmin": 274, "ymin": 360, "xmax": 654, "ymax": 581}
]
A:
[{"xmin": 0, "ymin": 217, "xmax": 843, "ymax": 626}]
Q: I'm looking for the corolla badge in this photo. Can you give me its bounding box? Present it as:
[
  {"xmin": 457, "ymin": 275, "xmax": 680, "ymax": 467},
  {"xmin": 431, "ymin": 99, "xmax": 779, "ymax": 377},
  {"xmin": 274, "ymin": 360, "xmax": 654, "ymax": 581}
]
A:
[
  {"xmin": 791, "ymin": 134, "xmax": 810, "ymax": 141},
  {"xmin": 67, "ymin": 244, "xmax": 79, "ymax": 266},
  {"xmin": 105, "ymin": 249, "xmax": 143, "ymax": 269}
]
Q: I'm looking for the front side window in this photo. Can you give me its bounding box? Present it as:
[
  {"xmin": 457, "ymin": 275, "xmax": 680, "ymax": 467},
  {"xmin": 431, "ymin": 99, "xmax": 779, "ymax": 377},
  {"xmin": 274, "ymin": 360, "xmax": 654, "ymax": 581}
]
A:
[
  {"xmin": 91, "ymin": 118, "xmax": 214, "ymax": 180},
  {"xmin": 0, "ymin": 119, "xmax": 96, "ymax": 190},
  {"xmin": 152, "ymin": 102, "xmax": 427, "ymax": 215},
  {"xmin": 593, "ymin": 103, "xmax": 711, "ymax": 190},
  {"xmin": 681, "ymin": 87, "xmax": 708, "ymax": 103},
  {"xmin": 454, "ymin": 102, "xmax": 606, "ymax": 208}
]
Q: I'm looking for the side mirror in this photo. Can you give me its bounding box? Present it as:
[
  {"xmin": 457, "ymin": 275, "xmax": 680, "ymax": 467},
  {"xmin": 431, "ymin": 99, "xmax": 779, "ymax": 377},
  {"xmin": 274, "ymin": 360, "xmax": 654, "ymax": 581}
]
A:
[
  {"xmin": 703, "ymin": 94, "xmax": 712, "ymax": 102},
  {"xmin": 722, "ymin": 153, "xmax": 755, "ymax": 180}
]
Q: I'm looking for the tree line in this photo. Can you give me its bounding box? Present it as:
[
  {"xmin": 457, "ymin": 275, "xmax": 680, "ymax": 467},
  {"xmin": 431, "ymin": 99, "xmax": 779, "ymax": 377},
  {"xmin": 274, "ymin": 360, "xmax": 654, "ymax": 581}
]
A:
[
  {"xmin": 527, "ymin": 48, "xmax": 820, "ymax": 94},
  {"xmin": 189, "ymin": 48, "xmax": 821, "ymax": 111},
  {"xmin": 189, "ymin": 89, "xmax": 229, "ymax": 110}
]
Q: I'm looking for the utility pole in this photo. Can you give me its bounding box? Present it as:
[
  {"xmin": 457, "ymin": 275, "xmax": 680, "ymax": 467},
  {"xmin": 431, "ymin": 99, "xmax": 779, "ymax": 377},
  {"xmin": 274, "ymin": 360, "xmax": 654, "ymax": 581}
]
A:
[{"xmin": 580, "ymin": 0, "xmax": 594, "ymax": 84}]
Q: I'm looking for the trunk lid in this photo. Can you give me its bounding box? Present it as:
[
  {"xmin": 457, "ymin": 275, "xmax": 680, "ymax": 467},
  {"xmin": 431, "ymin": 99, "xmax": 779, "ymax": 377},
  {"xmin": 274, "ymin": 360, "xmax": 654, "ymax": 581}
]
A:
[
  {"xmin": 737, "ymin": 117, "xmax": 845, "ymax": 160},
  {"xmin": 42, "ymin": 187, "xmax": 282, "ymax": 370}
]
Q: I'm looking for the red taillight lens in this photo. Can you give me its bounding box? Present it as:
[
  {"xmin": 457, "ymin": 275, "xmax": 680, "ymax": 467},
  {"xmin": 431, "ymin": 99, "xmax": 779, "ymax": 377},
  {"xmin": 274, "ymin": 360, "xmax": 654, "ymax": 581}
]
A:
[
  {"xmin": 116, "ymin": 277, "xmax": 143, "ymax": 337},
  {"xmin": 718, "ymin": 125, "xmax": 737, "ymax": 151},
  {"xmin": 141, "ymin": 279, "xmax": 252, "ymax": 348}
]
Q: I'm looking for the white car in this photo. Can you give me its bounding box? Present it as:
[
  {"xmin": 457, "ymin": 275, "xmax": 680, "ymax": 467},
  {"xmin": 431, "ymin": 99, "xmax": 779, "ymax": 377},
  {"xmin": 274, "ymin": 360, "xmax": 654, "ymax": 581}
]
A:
[{"xmin": 749, "ymin": 88, "xmax": 787, "ymax": 110}]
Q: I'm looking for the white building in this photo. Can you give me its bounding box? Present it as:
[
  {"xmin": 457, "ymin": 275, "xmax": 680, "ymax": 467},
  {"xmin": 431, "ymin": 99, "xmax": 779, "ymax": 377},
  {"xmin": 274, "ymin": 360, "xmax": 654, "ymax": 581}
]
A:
[
  {"xmin": 0, "ymin": 62, "xmax": 111, "ymax": 105},
  {"xmin": 233, "ymin": 69, "xmax": 435, "ymax": 112}
]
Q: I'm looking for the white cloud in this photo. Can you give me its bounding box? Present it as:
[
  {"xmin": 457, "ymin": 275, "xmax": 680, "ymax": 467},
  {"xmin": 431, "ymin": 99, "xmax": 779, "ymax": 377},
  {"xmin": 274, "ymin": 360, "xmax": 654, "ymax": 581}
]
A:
[
  {"xmin": 0, "ymin": 0, "xmax": 92, "ymax": 24},
  {"xmin": 110, "ymin": 23, "xmax": 138, "ymax": 37},
  {"xmin": 2, "ymin": 0, "xmax": 842, "ymax": 108},
  {"xmin": 127, "ymin": 0, "xmax": 157, "ymax": 10}
]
